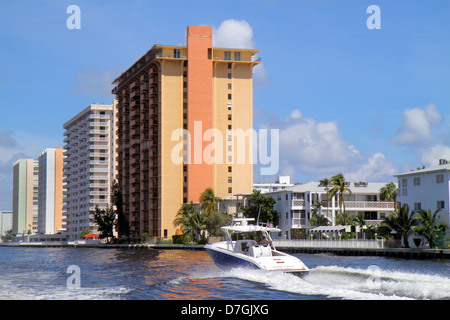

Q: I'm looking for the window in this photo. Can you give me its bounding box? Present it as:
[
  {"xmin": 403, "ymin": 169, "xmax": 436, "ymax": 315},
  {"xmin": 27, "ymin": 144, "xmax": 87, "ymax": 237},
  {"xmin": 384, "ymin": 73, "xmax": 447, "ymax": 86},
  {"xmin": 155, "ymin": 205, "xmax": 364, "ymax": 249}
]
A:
[
  {"xmin": 228, "ymin": 83, "xmax": 232, "ymax": 90},
  {"xmin": 228, "ymin": 63, "xmax": 232, "ymax": 69},
  {"xmin": 228, "ymin": 166, "xmax": 232, "ymax": 173},
  {"xmin": 208, "ymin": 48, "xmax": 212, "ymax": 60},
  {"xmin": 402, "ymin": 179, "xmax": 407, "ymax": 188},
  {"xmin": 437, "ymin": 201, "xmax": 445, "ymax": 210},
  {"xmin": 228, "ymin": 94, "xmax": 232, "ymax": 100},
  {"xmin": 414, "ymin": 177, "xmax": 421, "ymax": 186},
  {"xmin": 436, "ymin": 174, "xmax": 444, "ymax": 183},
  {"xmin": 224, "ymin": 51, "xmax": 231, "ymax": 60},
  {"xmin": 173, "ymin": 48, "xmax": 180, "ymax": 59},
  {"xmin": 227, "ymin": 103, "xmax": 232, "ymax": 111},
  {"xmin": 228, "ymin": 177, "xmax": 232, "ymax": 183},
  {"xmin": 228, "ymin": 73, "xmax": 232, "ymax": 79},
  {"xmin": 228, "ymin": 187, "xmax": 232, "ymax": 193},
  {"xmin": 414, "ymin": 202, "xmax": 421, "ymax": 210},
  {"xmin": 234, "ymin": 51, "xmax": 241, "ymax": 61}
]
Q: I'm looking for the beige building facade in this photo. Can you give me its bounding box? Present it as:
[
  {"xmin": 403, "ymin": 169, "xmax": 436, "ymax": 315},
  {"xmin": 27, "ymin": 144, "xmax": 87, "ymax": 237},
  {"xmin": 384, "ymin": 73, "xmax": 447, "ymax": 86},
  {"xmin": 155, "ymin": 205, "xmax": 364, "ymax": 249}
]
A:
[{"xmin": 112, "ymin": 25, "xmax": 259, "ymax": 240}]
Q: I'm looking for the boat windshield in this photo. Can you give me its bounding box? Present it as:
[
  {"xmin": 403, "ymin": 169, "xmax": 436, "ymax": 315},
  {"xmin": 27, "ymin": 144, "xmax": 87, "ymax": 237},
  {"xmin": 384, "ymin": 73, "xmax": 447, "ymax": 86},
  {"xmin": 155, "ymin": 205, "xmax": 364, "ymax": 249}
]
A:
[{"xmin": 221, "ymin": 218, "xmax": 279, "ymax": 251}]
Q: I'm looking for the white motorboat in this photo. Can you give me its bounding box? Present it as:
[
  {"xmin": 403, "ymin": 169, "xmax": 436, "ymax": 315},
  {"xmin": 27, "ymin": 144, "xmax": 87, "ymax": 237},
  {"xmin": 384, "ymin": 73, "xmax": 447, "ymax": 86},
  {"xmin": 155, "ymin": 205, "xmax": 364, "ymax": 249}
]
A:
[{"xmin": 205, "ymin": 218, "xmax": 309, "ymax": 276}]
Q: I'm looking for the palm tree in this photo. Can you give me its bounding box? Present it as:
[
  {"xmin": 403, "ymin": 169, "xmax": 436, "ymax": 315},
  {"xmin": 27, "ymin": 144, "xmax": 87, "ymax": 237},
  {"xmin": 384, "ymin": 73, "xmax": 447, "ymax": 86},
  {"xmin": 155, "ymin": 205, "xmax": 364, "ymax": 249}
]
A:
[
  {"xmin": 319, "ymin": 178, "xmax": 330, "ymax": 223},
  {"xmin": 412, "ymin": 209, "xmax": 447, "ymax": 248},
  {"xmin": 328, "ymin": 173, "xmax": 352, "ymax": 225},
  {"xmin": 199, "ymin": 188, "xmax": 222, "ymax": 216},
  {"xmin": 173, "ymin": 202, "xmax": 196, "ymax": 233},
  {"xmin": 310, "ymin": 200, "xmax": 330, "ymax": 227},
  {"xmin": 381, "ymin": 204, "xmax": 416, "ymax": 248},
  {"xmin": 173, "ymin": 202, "xmax": 208, "ymax": 241},
  {"xmin": 349, "ymin": 214, "xmax": 367, "ymax": 239},
  {"xmin": 380, "ymin": 182, "xmax": 398, "ymax": 211}
]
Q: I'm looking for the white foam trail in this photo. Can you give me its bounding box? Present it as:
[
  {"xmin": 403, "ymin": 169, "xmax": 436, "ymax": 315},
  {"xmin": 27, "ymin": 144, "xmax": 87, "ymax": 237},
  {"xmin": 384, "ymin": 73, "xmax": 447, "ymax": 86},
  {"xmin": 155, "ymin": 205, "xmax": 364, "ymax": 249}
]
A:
[{"xmin": 195, "ymin": 265, "xmax": 450, "ymax": 300}]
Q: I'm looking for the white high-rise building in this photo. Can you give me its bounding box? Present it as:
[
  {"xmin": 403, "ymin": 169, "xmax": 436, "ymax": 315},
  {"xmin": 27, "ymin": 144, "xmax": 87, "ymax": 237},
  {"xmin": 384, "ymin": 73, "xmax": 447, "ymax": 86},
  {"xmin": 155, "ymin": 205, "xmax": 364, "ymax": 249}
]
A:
[
  {"xmin": 37, "ymin": 148, "xmax": 64, "ymax": 235},
  {"xmin": 63, "ymin": 103, "xmax": 116, "ymax": 240},
  {"xmin": 12, "ymin": 159, "xmax": 39, "ymax": 234}
]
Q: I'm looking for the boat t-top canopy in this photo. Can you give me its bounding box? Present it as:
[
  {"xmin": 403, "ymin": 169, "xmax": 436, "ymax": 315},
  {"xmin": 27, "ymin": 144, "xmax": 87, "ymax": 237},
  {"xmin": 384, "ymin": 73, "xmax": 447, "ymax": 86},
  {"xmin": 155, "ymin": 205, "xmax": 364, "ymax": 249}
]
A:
[
  {"xmin": 221, "ymin": 218, "xmax": 281, "ymax": 233},
  {"xmin": 221, "ymin": 225, "xmax": 281, "ymax": 233}
]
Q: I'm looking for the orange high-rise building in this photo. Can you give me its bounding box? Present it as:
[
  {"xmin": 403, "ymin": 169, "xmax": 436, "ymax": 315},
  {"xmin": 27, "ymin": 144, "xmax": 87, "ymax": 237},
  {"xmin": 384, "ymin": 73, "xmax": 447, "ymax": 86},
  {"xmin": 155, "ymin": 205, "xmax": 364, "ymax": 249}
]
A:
[{"xmin": 112, "ymin": 25, "xmax": 260, "ymax": 240}]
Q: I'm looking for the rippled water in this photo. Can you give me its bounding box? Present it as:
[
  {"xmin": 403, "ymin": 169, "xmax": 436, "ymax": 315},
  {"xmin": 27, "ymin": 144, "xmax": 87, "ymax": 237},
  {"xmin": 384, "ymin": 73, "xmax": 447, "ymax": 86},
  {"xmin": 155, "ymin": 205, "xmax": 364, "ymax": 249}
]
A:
[{"xmin": 0, "ymin": 247, "xmax": 449, "ymax": 300}]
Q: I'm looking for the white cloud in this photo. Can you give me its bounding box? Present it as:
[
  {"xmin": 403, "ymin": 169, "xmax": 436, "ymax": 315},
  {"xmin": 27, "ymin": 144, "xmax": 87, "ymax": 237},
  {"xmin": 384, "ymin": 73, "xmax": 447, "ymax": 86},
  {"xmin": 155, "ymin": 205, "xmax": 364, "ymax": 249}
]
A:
[
  {"xmin": 213, "ymin": 19, "xmax": 269, "ymax": 88},
  {"xmin": 261, "ymin": 108, "xmax": 397, "ymax": 182},
  {"xmin": 420, "ymin": 144, "xmax": 450, "ymax": 167},
  {"xmin": 213, "ymin": 19, "xmax": 255, "ymax": 49},
  {"xmin": 344, "ymin": 153, "xmax": 397, "ymax": 182},
  {"xmin": 391, "ymin": 103, "xmax": 443, "ymax": 145}
]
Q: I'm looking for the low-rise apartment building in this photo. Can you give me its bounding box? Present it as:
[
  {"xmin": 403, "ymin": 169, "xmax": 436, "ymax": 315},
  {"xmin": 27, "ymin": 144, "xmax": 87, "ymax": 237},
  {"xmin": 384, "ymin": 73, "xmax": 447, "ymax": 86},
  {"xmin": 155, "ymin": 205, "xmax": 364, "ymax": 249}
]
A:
[
  {"xmin": 395, "ymin": 160, "xmax": 450, "ymax": 226},
  {"xmin": 265, "ymin": 181, "xmax": 396, "ymax": 240}
]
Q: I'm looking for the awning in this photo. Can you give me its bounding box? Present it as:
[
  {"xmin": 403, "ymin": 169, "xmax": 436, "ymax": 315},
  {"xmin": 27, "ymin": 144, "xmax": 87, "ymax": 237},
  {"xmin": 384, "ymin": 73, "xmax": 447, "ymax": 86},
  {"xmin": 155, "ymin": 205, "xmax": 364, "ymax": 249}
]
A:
[
  {"xmin": 309, "ymin": 225, "xmax": 351, "ymax": 233},
  {"xmin": 83, "ymin": 233, "xmax": 100, "ymax": 239}
]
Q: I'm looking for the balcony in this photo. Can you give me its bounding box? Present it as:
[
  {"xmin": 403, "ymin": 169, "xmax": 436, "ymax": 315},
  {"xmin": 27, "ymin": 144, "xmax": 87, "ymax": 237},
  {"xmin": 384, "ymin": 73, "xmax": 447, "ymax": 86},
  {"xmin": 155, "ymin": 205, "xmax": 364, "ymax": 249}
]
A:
[
  {"xmin": 291, "ymin": 200, "xmax": 395, "ymax": 211},
  {"xmin": 344, "ymin": 201, "xmax": 395, "ymax": 210}
]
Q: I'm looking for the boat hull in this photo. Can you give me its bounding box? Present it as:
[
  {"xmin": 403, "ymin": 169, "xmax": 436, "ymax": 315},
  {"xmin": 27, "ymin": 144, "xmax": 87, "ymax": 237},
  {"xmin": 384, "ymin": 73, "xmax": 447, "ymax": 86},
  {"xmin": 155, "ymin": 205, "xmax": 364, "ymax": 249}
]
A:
[
  {"xmin": 205, "ymin": 246, "xmax": 260, "ymax": 271},
  {"xmin": 205, "ymin": 244, "xmax": 309, "ymax": 277}
]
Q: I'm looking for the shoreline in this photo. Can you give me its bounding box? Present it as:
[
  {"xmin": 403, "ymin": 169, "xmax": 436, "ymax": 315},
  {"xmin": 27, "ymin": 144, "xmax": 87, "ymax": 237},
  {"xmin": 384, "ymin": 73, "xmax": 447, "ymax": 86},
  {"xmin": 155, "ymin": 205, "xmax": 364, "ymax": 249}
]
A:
[{"xmin": 0, "ymin": 242, "xmax": 449, "ymax": 260}]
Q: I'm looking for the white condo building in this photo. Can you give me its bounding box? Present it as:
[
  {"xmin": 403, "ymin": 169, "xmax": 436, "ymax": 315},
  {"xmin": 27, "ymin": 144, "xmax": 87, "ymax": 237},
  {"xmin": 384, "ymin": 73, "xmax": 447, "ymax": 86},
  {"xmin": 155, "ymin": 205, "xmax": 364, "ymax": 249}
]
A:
[
  {"xmin": 264, "ymin": 181, "xmax": 396, "ymax": 240},
  {"xmin": 395, "ymin": 160, "xmax": 450, "ymax": 226},
  {"xmin": 37, "ymin": 148, "xmax": 64, "ymax": 234},
  {"xmin": 63, "ymin": 103, "xmax": 116, "ymax": 240}
]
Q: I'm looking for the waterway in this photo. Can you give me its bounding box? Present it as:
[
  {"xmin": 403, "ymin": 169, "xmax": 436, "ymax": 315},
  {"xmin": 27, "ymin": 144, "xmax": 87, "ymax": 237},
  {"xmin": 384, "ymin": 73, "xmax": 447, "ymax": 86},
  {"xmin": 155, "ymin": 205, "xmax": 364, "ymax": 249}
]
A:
[{"xmin": 0, "ymin": 246, "xmax": 449, "ymax": 301}]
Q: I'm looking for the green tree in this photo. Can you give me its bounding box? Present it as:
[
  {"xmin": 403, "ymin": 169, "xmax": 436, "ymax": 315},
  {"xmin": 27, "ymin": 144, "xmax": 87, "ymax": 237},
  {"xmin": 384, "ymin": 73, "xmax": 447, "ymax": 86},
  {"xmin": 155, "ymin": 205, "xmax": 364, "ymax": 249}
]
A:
[
  {"xmin": 206, "ymin": 210, "xmax": 233, "ymax": 236},
  {"xmin": 242, "ymin": 190, "xmax": 278, "ymax": 226},
  {"xmin": 173, "ymin": 202, "xmax": 207, "ymax": 242},
  {"xmin": 199, "ymin": 188, "xmax": 222, "ymax": 216},
  {"xmin": 93, "ymin": 206, "xmax": 116, "ymax": 241},
  {"xmin": 380, "ymin": 182, "xmax": 398, "ymax": 211},
  {"xmin": 1, "ymin": 229, "xmax": 13, "ymax": 241},
  {"xmin": 412, "ymin": 209, "xmax": 447, "ymax": 248},
  {"xmin": 310, "ymin": 200, "xmax": 329, "ymax": 227},
  {"xmin": 111, "ymin": 181, "xmax": 130, "ymax": 240},
  {"xmin": 318, "ymin": 178, "xmax": 330, "ymax": 215},
  {"xmin": 80, "ymin": 228, "xmax": 92, "ymax": 238},
  {"xmin": 328, "ymin": 173, "xmax": 352, "ymax": 225},
  {"xmin": 381, "ymin": 204, "xmax": 416, "ymax": 248}
]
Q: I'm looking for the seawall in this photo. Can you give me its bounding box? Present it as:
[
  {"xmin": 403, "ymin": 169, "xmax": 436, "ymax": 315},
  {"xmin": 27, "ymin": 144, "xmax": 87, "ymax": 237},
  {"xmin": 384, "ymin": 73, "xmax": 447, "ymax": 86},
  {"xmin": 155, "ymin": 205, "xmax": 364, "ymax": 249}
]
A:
[{"xmin": 1, "ymin": 242, "xmax": 449, "ymax": 259}]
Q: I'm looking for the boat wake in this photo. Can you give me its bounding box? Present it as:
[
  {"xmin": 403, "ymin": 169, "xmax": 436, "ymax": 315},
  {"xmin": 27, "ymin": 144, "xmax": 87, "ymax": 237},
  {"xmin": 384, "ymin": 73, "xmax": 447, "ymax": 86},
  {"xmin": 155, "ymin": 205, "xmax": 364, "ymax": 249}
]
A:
[{"xmin": 191, "ymin": 265, "xmax": 450, "ymax": 300}]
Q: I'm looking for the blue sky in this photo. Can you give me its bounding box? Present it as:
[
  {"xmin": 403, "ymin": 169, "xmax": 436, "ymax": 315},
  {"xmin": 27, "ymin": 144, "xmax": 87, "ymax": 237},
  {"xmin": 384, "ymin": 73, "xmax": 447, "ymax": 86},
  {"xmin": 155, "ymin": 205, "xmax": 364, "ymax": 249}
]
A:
[{"xmin": 0, "ymin": 0, "xmax": 449, "ymax": 209}]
